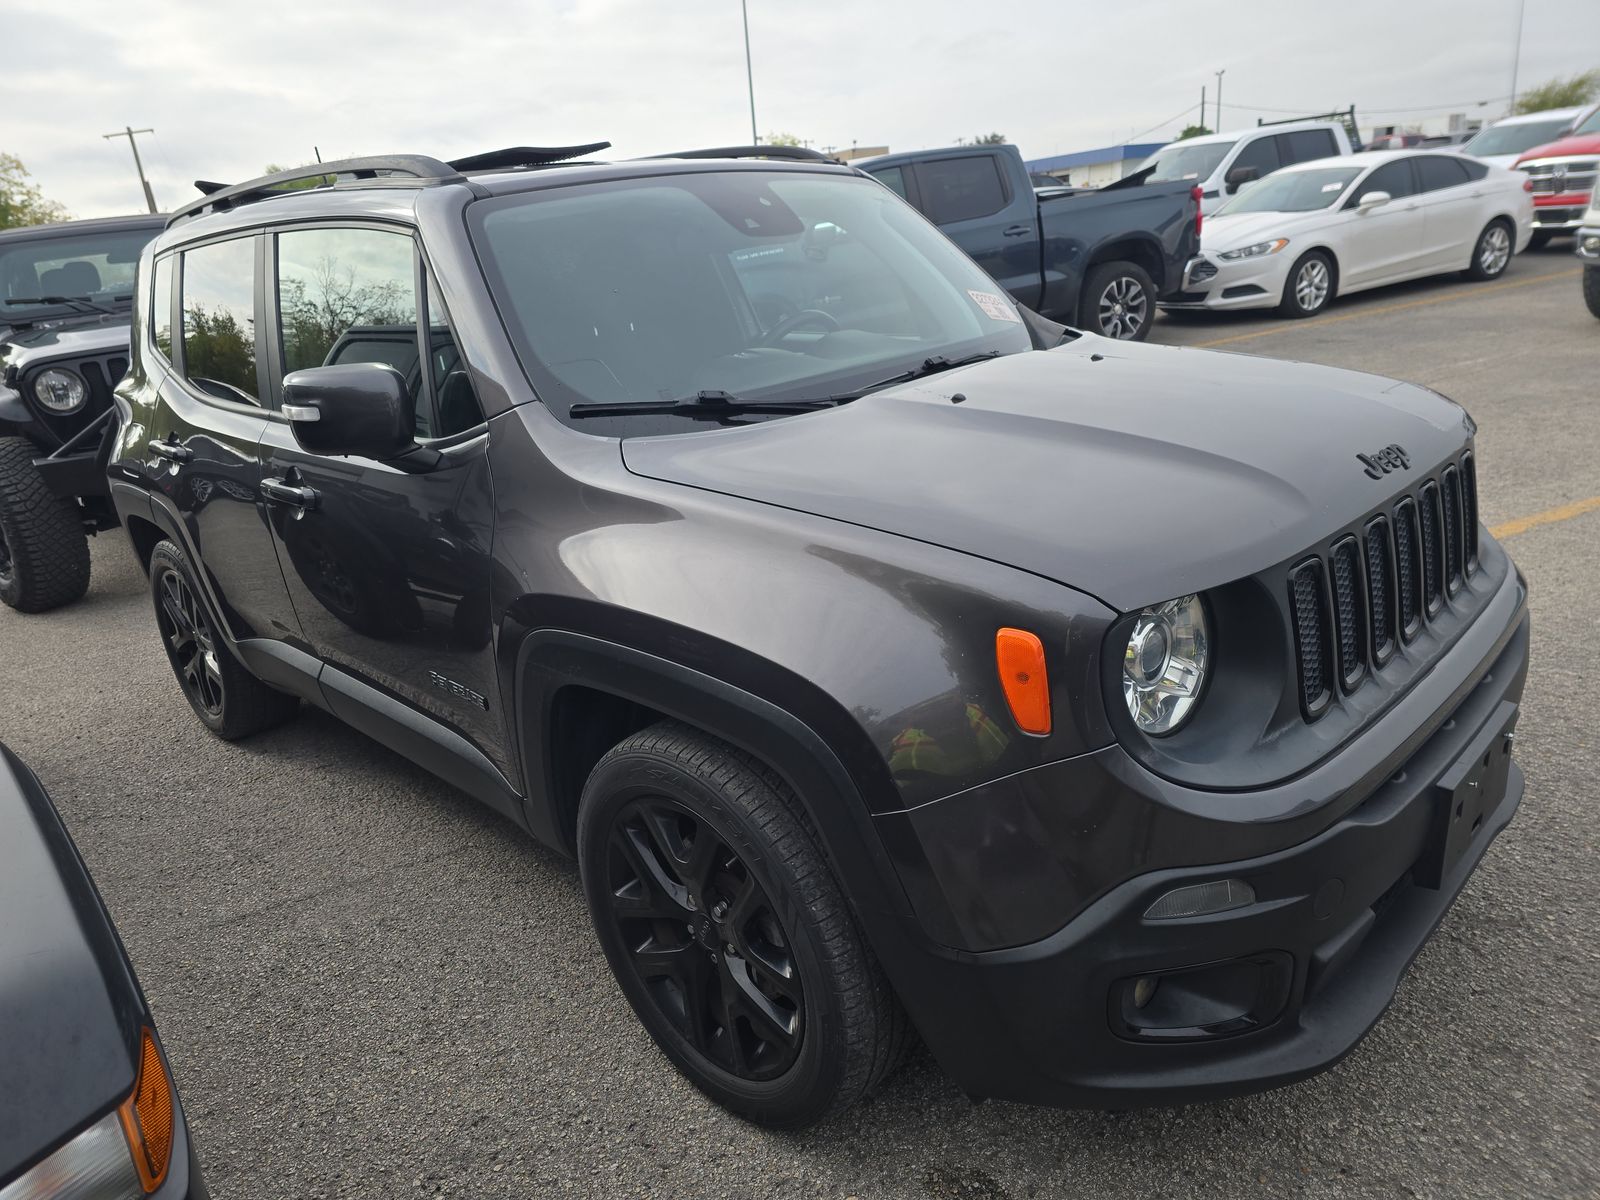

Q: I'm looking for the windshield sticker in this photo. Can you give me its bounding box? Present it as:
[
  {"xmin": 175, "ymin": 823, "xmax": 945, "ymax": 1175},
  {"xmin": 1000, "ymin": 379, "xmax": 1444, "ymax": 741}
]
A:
[
  {"xmin": 968, "ymin": 289, "xmax": 1022, "ymax": 323},
  {"xmin": 1322, "ymin": 182, "xmax": 1344, "ymax": 192}
]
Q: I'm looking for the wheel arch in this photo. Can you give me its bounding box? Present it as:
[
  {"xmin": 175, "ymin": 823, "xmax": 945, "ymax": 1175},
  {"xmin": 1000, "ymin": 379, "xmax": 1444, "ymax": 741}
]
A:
[
  {"xmin": 1292, "ymin": 245, "xmax": 1342, "ymax": 299},
  {"xmin": 1084, "ymin": 235, "xmax": 1167, "ymax": 291}
]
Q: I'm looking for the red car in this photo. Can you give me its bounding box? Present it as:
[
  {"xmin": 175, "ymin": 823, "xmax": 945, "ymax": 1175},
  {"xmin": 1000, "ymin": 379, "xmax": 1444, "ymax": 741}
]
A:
[{"xmin": 1513, "ymin": 105, "xmax": 1600, "ymax": 245}]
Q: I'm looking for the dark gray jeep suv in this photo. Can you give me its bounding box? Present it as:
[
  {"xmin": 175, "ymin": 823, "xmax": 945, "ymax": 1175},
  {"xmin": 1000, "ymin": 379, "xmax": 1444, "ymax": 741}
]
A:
[{"xmin": 107, "ymin": 147, "xmax": 1529, "ymax": 1128}]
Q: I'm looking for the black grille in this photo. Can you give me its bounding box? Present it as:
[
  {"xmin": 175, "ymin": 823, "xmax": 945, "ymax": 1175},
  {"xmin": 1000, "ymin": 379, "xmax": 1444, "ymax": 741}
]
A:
[
  {"xmin": 1394, "ymin": 499, "xmax": 1421, "ymax": 639},
  {"xmin": 1461, "ymin": 454, "xmax": 1479, "ymax": 571},
  {"xmin": 1419, "ymin": 481, "xmax": 1442, "ymax": 613},
  {"xmin": 1330, "ymin": 537, "xmax": 1365, "ymax": 690},
  {"xmin": 1287, "ymin": 453, "xmax": 1481, "ymax": 722},
  {"xmin": 1288, "ymin": 561, "xmax": 1331, "ymax": 715},
  {"xmin": 107, "ymin": 356, "xmax": 129, "ymax": 384},
  {"xmin": 1365, "ymin": 518, "xmax": 1394, "ymax": 662},
  {"xmin": 1442, "ymin": 467, "xmax": 1463, "ymax": 592}
]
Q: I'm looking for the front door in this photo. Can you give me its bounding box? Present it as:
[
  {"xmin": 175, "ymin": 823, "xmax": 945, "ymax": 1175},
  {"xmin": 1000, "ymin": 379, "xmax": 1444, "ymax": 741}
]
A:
[
  {"xmin": 256, "ymin": 224, "xmax": 504, "ymax": 767},
  {"xmin": 146, "ymin": 234, "xmax": 304, "ymax": 645},
  {"xmin": 1341, "ymin": 159, "xmax": 1428, "ymax": 288},
  {"xmin": 909, "ymin": 152, "xmax": 1043, "ymax": 309}
]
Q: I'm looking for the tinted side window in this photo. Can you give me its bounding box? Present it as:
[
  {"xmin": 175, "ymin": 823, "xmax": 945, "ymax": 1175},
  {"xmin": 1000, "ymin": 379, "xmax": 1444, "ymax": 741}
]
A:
[
  {"xmin": 1280, "ymin": 130, "xmax": 1339, "ymax": 165},
  {"xmin": 1459, "ymin": 157, "xmax": 1489, "ymax": 182},
  {"xmin": 426, "ymin": 275, "xmax": 483, "ymax": 437},
  {"xmin": 277, "ymin": 227, "xmax": 418, "ymax": 376},
  {"xmin": 150, "ymin": 255, "xmax": 174, "ymax": 362},
  {"xmin": 915, "ymin": 156, "xmax": 1008, "ymax": 224},
  {"xmin": 869, "ymin": 166, "xmax": 909, "ymax": 200},
  {"xmin": 1416, "ymin": 155, "xmax": 1471, "ymax": 192},
  {"xmin": 1355, "ymin": 160, "xmax": 1417, "ymax": 203},
  {"xmin": 1231, "ymin": 135, "xmax": 1281, "ymax": 181},
  {"xmin": 181, "ymin": 237, "xmax": 258, "ymax": 404}
]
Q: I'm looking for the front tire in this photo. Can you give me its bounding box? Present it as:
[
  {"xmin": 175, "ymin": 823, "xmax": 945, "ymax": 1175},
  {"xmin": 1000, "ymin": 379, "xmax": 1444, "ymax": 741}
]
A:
[
  {"xmin": 1584, "ymin": 266, "xmax": 1600, "ymax": 320},
  {"xmin": 1527, "ymin": 230, "xmax": 1553, "ymax": 250},
  {"xmin": 1278, "ymin": 250, "xmax": 1335, "ymax": 318},
  {"xmin": 1464, "ymin": 219, "xmax": 1514, "ymax": 281},
  {"xmin": 148, "ymin": 539, "xmax": 299, "ymax": 739},
  {"xmin": 0, "ymin": 436, "xmax": 90, "ymax": 612},
  {"xmin": 577, "ymin": 722, "xmax": 910, "ymax": 1128},
  {"xmin": 1079, "ymin": 260, "xmax": 1155, "ymax": 341}
]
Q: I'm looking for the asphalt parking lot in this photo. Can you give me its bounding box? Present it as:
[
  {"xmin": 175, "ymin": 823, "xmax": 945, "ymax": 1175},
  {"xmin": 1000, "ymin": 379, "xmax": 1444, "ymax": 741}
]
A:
[{"xmin": 4, "ymin": 245, "xmax": 1596, "ymax": 1200}]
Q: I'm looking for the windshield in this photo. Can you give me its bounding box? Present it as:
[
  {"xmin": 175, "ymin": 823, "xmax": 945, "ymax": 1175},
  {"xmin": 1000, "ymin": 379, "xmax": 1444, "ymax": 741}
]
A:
[
  {"xmin": 1143, "ymin": 140, "xmax": 1236, "ymax": 183},
  {"xmin": 1575, "ymin": 109, "xmax": 1600, "ymax": 136},
  {"xmin": 0, "ymin": 227, "xmax": 154, "ymax": 325},
  {"xmin": 1216, "ymin": 166, "xmax": 1364, "ymax": 214},
  {"xmin": 470, "ymin": 171, "xmax": 1034, "ymax": 434},
  {"xmin": 1461, "ymin": 118, "xmax": 1573, "ymax": 157}
]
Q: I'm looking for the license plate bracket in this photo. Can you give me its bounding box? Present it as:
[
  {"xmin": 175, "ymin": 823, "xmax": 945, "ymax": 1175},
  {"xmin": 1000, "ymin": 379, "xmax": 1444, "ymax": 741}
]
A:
[{"xmin": 1415, "ymin": 700, "xmax": 1518, "ymax": 890}]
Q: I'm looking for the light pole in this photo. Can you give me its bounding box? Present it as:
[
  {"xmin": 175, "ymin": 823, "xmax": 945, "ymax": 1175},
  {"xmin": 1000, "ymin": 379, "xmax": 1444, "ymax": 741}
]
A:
[
  {"xmin": 1508, "ymin": 0, "xmax": 1526, "ymax": 114},
  {"xmin": 102, "ymin": 126, "xmax": 158, "ymax": 213},
  {"xmin": 1214, "ymin": 69, "xmax": 1226, "ymax": 131},
  {"xmin": 741, "ymin": 0, "xmax": 758, "ymax": 144}
]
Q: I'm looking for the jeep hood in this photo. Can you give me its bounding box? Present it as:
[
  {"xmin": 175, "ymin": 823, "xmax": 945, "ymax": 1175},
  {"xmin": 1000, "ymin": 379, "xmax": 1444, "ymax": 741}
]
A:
[
  {"xmin": 621, "ymin": 338, "xmax": 1474, "ymax": 611},
  {"xmin": 0, "ymin": 317, "xmax": 130, "ymax": 378}
]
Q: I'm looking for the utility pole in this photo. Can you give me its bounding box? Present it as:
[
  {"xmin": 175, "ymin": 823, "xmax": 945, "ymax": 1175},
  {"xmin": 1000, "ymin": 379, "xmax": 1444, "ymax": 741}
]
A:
[
  {"xmin": 1214, "ymin": 70, "xmax": 1226, "ymax": 132},
  {"xmin": 1508, "ymin": 0, "xmax": 1526, "ymax": 115},
  {"xmin": 102, "ymin": 126, "xmax": 158, "ymax": 213},
  {"xmin": 1201, "ymin": 86, "xmax": 1207, "ymax": 132},
  {"xmin": 740, "ymin": 0, "xmax": 758, "ymax": 144}
]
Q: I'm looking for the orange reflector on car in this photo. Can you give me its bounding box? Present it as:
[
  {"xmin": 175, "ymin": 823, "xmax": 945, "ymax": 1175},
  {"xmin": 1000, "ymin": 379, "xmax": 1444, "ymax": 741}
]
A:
[
  {"xmin": 118, "ymin": 1027, "xmax": 175, "ymax": 1193},
  {"xmin": 995, "ymin": 627, "xmax": 1051, "ymax": 735}
]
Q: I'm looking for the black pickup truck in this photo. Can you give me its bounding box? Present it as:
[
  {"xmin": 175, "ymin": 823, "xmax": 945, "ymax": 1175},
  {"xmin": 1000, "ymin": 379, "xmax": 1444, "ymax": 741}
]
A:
[{"xmin": 858, "ymin": 144, "xmax": 1200, "ymax": 340}]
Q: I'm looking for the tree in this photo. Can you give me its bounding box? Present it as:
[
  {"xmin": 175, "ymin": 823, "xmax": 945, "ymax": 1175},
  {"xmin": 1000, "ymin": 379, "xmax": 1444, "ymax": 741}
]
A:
[
  {"xmin": 1514, "ymin": 69, "xmax": 1600, "ymax": 114},
  {"xmin": 0, "ymin": 153, "xmax": 69, "ymax": 229},
  {"xmin": 1177, "ymin": 124, "xmax": 1212, "ymax": 140},
  {"xmin": 972, "ymin": 132, "xmax": 1006, "ymax": 145},
  {"xmin": 263, "ymin": 162, "xmax": 334, "ymax": 192},
  {"xmin": 763, "ymin": 132, "xmax": 805, "ymax": 147}
]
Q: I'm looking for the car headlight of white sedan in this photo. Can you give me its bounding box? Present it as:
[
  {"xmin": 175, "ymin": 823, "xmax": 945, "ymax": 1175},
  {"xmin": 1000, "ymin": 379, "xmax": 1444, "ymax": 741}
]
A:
[{"xmin": 1217, "ymin": 238, "xmax": 1289, "ymax": 261}]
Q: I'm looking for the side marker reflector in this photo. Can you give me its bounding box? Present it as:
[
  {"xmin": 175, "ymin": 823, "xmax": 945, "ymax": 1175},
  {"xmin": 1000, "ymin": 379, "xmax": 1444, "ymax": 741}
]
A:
[{"xmin": 995, "ymin": 627, "xmax": 1051, "ymax": 735}]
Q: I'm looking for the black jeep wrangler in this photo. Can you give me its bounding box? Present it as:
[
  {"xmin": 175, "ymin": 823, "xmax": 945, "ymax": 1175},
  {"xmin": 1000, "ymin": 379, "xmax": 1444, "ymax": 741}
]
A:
[
  {"xmin": 109, "ymin": 149, "xmax": 1529, "ymax": 1129},
  {"xmin": 0, "ymin": 214, "xmax": 165, "ymax": 610}
]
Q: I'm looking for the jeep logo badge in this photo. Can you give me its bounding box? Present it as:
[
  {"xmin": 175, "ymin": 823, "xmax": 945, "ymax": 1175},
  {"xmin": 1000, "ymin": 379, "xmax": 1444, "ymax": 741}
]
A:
[{"xmin": 1357, "ymin": 444, "xmax": 1411, "ymax": 479}]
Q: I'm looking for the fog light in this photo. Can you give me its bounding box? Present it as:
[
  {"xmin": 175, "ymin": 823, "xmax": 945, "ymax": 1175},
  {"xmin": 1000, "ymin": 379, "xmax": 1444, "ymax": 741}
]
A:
[
  {"xmin": 1131, "ymin": 976, "xmax": 1159, "ymax": 1009},
  {"xmin": 1583, "ymin": 234, "xmax": 1600, "ymax": 254},
  {"xmin": 1144, "ymin": 878, "xmax": 1256, "ymax": 920}
]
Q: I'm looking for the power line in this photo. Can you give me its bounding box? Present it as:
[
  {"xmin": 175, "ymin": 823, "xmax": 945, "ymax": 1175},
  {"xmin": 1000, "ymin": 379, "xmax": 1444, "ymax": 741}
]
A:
[
  {"xmin": 1123, "ymin": 100, "xmax": 1203, "ymax": 144},
  {"xmin": 1221, "ymin": 96, "xmax": 1509, "ymax": 116}
]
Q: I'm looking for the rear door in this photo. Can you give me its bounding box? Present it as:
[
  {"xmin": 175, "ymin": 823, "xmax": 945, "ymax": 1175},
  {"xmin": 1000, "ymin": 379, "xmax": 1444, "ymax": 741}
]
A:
[
  {"xmin": 143, "ymin": 233, "xmax": 306, "ymax": 646},
  {"xmin": 1340, "ymin": 159, "xmax": 1429, "ymax": 287},
  {"xmin": 903, "ymin": 152, "xmax": 1043, "ymax": 308},
  {"xmin": 1412, "ymin": 154, "xmax": 1483, "ymax": 269},
  {"xmin": 254, "ymin": 222, "xmax": 505, "ymax": 768}
]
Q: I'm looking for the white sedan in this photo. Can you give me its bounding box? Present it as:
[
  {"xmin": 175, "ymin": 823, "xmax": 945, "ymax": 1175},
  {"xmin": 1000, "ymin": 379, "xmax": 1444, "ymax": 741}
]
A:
[{"xmin": 1160, "ymin": 150, "xmax": 1534, "ymax": 319}]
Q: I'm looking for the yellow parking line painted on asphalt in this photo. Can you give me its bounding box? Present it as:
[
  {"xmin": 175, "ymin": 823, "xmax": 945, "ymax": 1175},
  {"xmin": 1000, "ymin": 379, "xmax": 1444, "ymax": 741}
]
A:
[
  {"xmin": 1192, "ymin": 267, "xmax": 1584, "ymax": 349},
  {"xmin": 1490, "ymin": 495, "xmax": 1600, "ymax": 540}
]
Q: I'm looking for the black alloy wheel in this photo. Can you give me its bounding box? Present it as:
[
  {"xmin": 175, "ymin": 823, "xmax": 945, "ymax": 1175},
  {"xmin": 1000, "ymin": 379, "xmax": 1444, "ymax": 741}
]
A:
[
  {"xmin": 604, "ymin": 797, "xmax": 805, "ymax": 1080},
  {"xmin": 155, "ymin": 564, "xmax": 226, "ymax": 718}
]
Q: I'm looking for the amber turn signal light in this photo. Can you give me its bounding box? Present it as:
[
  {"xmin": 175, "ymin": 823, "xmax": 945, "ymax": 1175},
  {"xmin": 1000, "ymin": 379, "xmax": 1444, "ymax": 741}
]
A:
[
  {"xmin": 995, "ymin": 627, "xmax": 1051, "ymax": 735},
  {"xmin": 118, "ymin": 1027, "xmax": 175, "ymax": 1193}
]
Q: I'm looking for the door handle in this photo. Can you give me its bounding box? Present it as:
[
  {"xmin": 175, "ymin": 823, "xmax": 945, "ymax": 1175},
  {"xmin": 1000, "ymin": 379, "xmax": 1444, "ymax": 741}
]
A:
[
  {"xmin": 1002, "ymin": 224, "xmax": 1031, "ymax": 237},
  {"xmin": 148, "ymin": 439, "xmax": 192, "ymax": 463},
  {"xmin": 261, "ymin": 477, "xmax": 319, "ymax": 510}
]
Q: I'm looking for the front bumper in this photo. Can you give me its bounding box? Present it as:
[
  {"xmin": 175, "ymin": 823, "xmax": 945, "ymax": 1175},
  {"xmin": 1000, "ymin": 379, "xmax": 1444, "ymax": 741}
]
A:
[
  {"xmin": 1159, "ymin": 252, "xmax": 1288, "ymax": 311},
  {"xmin": 1531, "ymin": 196, "xmax": 1592, "ymax": 233},
  {"xmin": 1577, "ymin": 224, "xmax": 1600, "ymax": 260},
  {"xmin": 872, "ymin": 578, "xmax": 1529, "ymax": 1108}
]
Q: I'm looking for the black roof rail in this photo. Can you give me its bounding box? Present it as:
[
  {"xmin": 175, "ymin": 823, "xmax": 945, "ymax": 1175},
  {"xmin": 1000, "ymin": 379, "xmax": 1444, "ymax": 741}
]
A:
[
  {"xmin": 640, "ymin": 144, "xmax": 841, "ymax": 163},
  {"xmin": 447, "ymin": 142, "xmax": 611, "ymax": 172},
  {"xmin": 167, "ymin": 155, "xmax": 463, "ymax": 226}
]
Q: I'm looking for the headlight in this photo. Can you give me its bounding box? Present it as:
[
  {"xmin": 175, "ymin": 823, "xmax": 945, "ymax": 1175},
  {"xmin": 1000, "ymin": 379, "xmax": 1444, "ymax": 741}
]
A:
[
  {"xmin": 0, "ymin": 1111, "xmax": 143, "ymax": 1200},
  {"xmin": 1122, "ymin": 594, "xmax": 1208, "ymax": 735},
  {"xmin": 33, "ymin": 368, "xmax": 88, "ymax": 414},
  {"xmin": 1217, "ymin": 238, "xmax": 1289, "ymax": 261}
]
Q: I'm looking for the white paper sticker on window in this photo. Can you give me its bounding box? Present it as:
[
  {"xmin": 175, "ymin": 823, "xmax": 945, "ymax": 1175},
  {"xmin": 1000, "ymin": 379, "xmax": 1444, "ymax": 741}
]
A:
[{"xmin": 968, "ymin": 289, "xmax": 1022, "ymax": 323}]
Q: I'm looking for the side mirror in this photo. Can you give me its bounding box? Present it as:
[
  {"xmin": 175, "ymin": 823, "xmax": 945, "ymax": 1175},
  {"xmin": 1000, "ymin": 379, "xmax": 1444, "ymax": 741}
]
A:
[
  {"xmin": 1224, "ymin": 165, "xmax": 1260, "ymax": 193},
  {"xmin": 1357, "ymin": 189, "xmax": 1392, "ymax": 211},
  {"xmin": 281, "ymin": 363, "xmax": 414, "ymax": 459}
]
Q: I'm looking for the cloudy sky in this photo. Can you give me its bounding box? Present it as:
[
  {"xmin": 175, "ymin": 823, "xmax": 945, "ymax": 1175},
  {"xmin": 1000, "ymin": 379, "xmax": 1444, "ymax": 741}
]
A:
[{"xmin": 8, "ymin": 0, "xmax": 1598, "ymax": 218}]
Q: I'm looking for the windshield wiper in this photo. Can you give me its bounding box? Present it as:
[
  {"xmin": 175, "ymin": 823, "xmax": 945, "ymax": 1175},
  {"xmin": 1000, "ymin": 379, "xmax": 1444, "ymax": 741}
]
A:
[
  {"xmin": 568, "ymin": 390, "xmax": 844, "ymax": 420},
  {"xmin": 825, "ymin": 350, "xmax": 1003, "ymax": 402},
  {"xmin": 4, "ymin": 294, "xmax": 128, "ymax": 317}
]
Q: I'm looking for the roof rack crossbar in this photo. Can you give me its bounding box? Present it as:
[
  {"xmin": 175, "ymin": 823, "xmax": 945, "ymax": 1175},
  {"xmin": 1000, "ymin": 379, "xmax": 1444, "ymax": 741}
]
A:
[
  {"xmin": 639, "ymin": 144, "xmax": 840, "ymax": 163},
  {"xmin": 447, "ymin": 143, "xmax": 612, "ymax": 172},
  {"xmin": 168, "ymin": 155, "xmax": 463, "ymax": 226}
]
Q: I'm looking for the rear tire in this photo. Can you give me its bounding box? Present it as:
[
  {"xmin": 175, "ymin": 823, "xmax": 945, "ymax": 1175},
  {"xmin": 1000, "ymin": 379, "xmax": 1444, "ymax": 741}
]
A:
[
  {"xmin": 1585, "ymin": 266, "xmax": 1600, "ymax": 320},
  {"xmin": 148, "ymin": 539, "xmax": 299, "ymax": 739},
  {"xmin": 0, "ymin": 436, "xmax": 90, "ymax": 612},
  {"xmin": 1463, "ymin": 219, "xmax": 1513, "ymax": 281},
  {"xmin": 577, "ymin": 721, "xmax": 912, "ymax": 1128},
  {"xmin": 1278, "ymin": 250, "xmax": 1335, "ymax": 318},
  {"xmin": 1079, "ymin": 260, "xmax": 1155, "ymax": 341}
]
